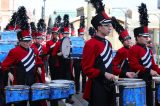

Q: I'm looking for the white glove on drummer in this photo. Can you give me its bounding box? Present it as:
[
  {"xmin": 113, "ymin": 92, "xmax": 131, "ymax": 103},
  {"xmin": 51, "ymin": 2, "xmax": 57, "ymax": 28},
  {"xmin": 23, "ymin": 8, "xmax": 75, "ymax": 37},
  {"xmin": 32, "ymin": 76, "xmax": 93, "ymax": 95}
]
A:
[
  {"xmin": 57, "ymin": 52, "xmax": 62, "ymax": 56},
  {"xmin": 126, "ymin": 72, "xmax": 136, "ymax": 78},
  {"xmin": 8, "ymin": 72, "xmax": 14, "ymax": 82},
  {"xmin": 105, "ymin": 72, "xmax": 117, "ymax": 81},
  {"xmin": 150, "ymin": 69, "xmax": 159, "ymax": 76},
  {"xmin": 37, "ymin": 67, "xmax": 42, "ymax": 75}
]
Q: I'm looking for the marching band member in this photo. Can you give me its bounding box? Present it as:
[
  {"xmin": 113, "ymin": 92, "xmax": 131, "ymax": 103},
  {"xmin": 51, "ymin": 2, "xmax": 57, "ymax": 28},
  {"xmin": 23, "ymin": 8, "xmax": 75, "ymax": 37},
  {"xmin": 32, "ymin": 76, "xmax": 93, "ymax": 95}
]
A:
[
  {"xmin": 81, "ymin": 0, "xmax": 117, "ymax": 105},
  {"xmin": 111, "ymin": 17, "xmax": 136, "ymax": 78},
  {"xmin": 1, "ymin": 22, "xmax": 43, "ymax": 106},
  {"xmin": 30, "ymin": 19, "xmax": 48, "ymax": 106},
  {"xmin": 128, "ymin": 3, "xmax": 160, "ymax": 106},
  {"xmin": 46, "ymin": 15, "xmax": 61, "ymax": 80},
  {"xmin": 73, "ymin": 16, "xmax": 86, "ymax": 94},
  {"xmin": 31, "ymin": 19, "xmax": 47, "ymax": 84},
  {"xmin": 70, "ymin": 23, "xmax": 76, "ymax": 36},
  {"xmin": 51, "ymin": 14, "xmax": 74, "ymax": 104}
]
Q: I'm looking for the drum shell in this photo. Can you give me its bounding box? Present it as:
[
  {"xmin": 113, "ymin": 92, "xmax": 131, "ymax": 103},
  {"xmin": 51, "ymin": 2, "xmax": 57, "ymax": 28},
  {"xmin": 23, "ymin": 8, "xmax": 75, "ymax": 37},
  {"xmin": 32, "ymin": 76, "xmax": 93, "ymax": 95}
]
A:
[
  {"xmin": 0, "ymin": 43, "xmax": 15, "ymax": 62},
  {"xmin": 5, "ymin": 85, "xmax": 30, "ymax": 103},
  {"xmin": 70, "ymin": 37, "xmax": 85, "ymax": 59},
  {"xmin": 152, "ymin": 77, "xmax": 160, "ymax": 103},
  {"xmin": 51, "ymin": 80, "xmax": 75, "ymax": 95},
  {"xmin": 0, "ymin": 31, "xmax": 17, "ymax": 42},
  {"xmin": 48, "ymin": 83, "xmax": 69, "ymax": 100},
  {"xmin": 31, "ymin": 83, "xmax": 50, "ymax": 101},
  {"xmin": 115, "ymin": 81, "xmax": 146, "ymax": 106},
  {"xmin": 61, "ymin": 37, "xmax": 85, "ymax": 59}
]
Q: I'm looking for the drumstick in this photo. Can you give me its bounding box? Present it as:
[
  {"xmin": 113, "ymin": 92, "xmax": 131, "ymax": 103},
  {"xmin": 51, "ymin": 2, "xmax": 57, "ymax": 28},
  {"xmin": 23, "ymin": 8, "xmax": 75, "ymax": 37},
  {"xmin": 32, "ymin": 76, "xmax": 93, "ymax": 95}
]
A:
[{"xmin": 135, "ymin": 70, "xmax": 140, "ymax": 77}]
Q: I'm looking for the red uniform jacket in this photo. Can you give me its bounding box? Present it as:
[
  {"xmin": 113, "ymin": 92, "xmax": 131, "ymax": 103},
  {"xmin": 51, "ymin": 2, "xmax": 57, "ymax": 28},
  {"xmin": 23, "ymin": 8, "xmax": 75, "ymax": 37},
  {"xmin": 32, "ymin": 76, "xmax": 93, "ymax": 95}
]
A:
[
  {"xmin": 128, "ymin": 43, "xmax": 160, "ymax": 75},
  {"xmin": 51, "ymin": 39, "xmax": 62, "ymax": 68},
  {"xmin": 112, "ymin": 47, "xmax": 132, "ymax": 77},
  {"xmin": 1, "ymin": 46, "xmax": 42, "ymax": 85},
  {"xmin": 81, "ymin": 36, "xmax": 113, "ymax": 101},
  {"xmin": 46, "ymin": 39, "xmax": 57, "ymax": 54}
]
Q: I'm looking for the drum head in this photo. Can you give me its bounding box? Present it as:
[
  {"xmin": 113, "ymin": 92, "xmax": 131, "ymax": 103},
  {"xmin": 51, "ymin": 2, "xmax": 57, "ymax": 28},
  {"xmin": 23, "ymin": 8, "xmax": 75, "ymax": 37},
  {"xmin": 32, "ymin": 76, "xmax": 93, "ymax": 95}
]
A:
[
  {"xmin": 51, "ymin": 80, "xmax": 74, "ymax": 84},
  {"xmin": 61, "ymin": 37, "xmax": 71, "ymax": 58},
  {"xmin": 31, "ymin": 84, "xmax": 49, "ymax": 89},
  {"xmin": 47, "ymin": 83, "xmax": 69, "ymax": 88}
]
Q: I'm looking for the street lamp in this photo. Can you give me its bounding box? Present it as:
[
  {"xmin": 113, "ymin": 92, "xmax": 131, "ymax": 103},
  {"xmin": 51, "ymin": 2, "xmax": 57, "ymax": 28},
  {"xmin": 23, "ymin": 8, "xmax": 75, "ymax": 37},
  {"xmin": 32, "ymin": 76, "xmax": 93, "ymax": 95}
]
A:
[
  {"xmin": 112, "ymin": 8, "xmax": 128, "ymax": 29},
  {"xmin": 42, "ymin": 0, "xmax": 46, "ymax": 20}
]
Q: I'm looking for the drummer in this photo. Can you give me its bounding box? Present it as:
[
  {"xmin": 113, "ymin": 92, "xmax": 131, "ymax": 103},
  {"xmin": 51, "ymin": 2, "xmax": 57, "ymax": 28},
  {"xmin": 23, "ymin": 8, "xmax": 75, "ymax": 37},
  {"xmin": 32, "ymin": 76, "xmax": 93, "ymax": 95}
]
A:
[
  {"xmin": 73, "ymin": 16, "xmax": 86, "ymax": 94},
  {"xmin": 51, "ymin": 14, "xmax": 74, "ymax": 104},
  {"xmin": 46, "ymin": 15, "xmax": 61, "ymax": 80},
  {"xmin": 111, "ymin": 16, "xmax": 136, "ymax": 78},
  {"xmin": 81, "ymin": 1, "xmax": 117, "ymax": 105},
  {"xmin": 128, "ymin": 3, "xmax": 160, "ymax": 106},
  {"xmin": 31, "ymin": 19, "xmax": 47, "ymax": 84},
  {"xmin": 1, "ymin": 22, "xmax": 43, "ymax": 106}
]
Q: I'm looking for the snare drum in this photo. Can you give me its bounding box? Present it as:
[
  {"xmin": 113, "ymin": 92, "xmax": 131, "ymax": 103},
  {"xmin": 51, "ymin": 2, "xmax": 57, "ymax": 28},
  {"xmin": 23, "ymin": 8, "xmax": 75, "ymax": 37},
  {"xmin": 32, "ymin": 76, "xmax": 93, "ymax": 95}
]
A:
[
  {"xmin": 31, "ymin": 83, "xmax": 50, "ymax": 101},
  {"xmin": 152, "ymin": 77, "xmax": 160, "ymax": 104},
  {"xmin": 61, "ymin": 37, "xmax": 85, "ymax": 59},
  {"xmin": 48, "ymin": 83, "xmax": 69, "ymax": 100},
  {"xmin": 51, "ymin": 80, "xmax": 75, "ymax": 95},
  {"xmin": 5, "ymin": 85, "xmax": 30, "ymax": 103},
  {"xmin": 115, "ymin": 80, "xmax": 146, "ymax": 106}
]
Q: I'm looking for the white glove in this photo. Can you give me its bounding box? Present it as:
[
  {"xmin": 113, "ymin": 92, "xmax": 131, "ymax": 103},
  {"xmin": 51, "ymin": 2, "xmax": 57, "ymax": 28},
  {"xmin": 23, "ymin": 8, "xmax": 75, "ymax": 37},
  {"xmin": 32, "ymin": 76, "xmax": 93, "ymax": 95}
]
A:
[
  {"xmin": 8, "ymin": 72, "xmax": 14, "ymax": 82},
  {"xmin": 104, "ymin": 72, "xmax": 116, "ymax": 81},
  {"xmin": 57, "ymin": 52, "xmax": 62, "ymax": 56},
  {"xmin": 150, "ymin": 69, "xmax": 159, "ymax": 76},
  {"xmin": 37, "ymin": 67, "xmax": 42, "ymax": 75},
  {"xmin": 126, "ymin": 72, "xmax": 136, "ymax": 78}
]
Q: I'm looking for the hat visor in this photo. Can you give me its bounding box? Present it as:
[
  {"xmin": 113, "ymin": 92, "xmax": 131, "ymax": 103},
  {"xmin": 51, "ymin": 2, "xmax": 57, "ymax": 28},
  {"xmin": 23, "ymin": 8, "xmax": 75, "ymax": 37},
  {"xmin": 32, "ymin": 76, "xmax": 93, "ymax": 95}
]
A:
[
  {"xmin": 22, "ymin": 36, "xmax": 32, "ymax": 41},
  {"xmin": 52, "ymin": 31, "xmax": 59, "ymax": 34},
  {"xmin": 36, "ymin": 36, "xmax": 43, "ymax": 39},
  {"xmin": 63, "ymin": 32, "xmax": 70, "ymax": 34},
  {"xmin": 124, "ymin": 36, "xmax": 131, "ymax": 41},
  {"xmin": 139, "ymin": 33, "xmax": 150, "ymax": 37},
  {"xmin": 100, "ymin": 19, "xmax": 112, "ymax": 26}
]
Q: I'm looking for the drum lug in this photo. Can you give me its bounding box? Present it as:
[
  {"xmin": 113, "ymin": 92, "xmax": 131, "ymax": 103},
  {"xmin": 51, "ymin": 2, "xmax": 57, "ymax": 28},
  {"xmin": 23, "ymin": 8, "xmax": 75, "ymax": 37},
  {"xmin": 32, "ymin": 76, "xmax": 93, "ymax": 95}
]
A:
[{"xmin": 126, "ymin": 102, "xmax": 136, "ymax": 106}]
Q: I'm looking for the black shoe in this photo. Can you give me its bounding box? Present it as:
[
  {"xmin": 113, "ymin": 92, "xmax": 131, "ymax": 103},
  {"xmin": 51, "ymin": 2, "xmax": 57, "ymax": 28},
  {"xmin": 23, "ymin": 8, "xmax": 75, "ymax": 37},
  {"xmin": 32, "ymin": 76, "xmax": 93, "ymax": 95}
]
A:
[{"xmin": 65, "ymin": 99, "xmax": 74, "ymax": 104}]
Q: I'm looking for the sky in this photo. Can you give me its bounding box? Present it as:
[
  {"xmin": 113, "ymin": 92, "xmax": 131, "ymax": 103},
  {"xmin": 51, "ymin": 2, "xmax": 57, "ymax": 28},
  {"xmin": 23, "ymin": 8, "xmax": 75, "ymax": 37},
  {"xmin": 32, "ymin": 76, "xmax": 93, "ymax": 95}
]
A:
[{"xmin": 15, "ymin": 0, "xmax": 159, "ymax": 18}]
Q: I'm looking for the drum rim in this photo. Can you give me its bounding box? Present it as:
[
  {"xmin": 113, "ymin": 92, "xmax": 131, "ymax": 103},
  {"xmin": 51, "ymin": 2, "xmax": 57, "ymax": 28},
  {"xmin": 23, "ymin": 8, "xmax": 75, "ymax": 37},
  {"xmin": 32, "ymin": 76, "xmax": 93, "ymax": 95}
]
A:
[
  {"xmin": 31, "ymin": 85, "xmax": 50, "ymax": 90},
  {"xmin": 153, "ymin": 77, "xmax": 160, "ymax": 81},
  {"xmin": 5, "ymin": 85, "xmax": 30, "ymax": 90},
  {"xmin": 117, "ymin": 78, "xmax": 143, "ymax": 81},
  {"xmin": 50, "ymin": 80, "xmax": 74, "ymax": 84},
  {"xmin": 115, "ymin": 81, "xmax": 146, "ymax": 88},
  {"xmin": 47, "ymin": 83, "xmax": 70, "ymax": 88}
]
